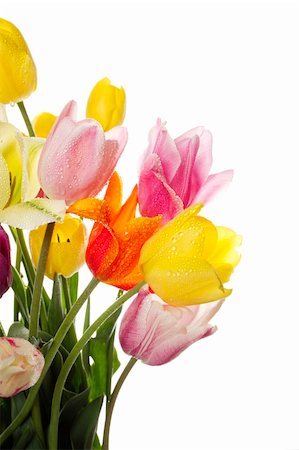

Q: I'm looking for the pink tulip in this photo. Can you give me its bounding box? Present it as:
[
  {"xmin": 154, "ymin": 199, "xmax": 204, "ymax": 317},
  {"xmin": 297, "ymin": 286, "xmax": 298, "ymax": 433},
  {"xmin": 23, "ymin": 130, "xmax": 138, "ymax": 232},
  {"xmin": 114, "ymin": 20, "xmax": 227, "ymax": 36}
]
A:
[
  {"xmin": 0, "ymin": 337, "xmax": 44, "ymax": 397},
  {"xmin": 138, "ymin": 119, "xmax": 233, "ymax": 223},
  {"xmin": 119, "ymin": 286, "xmax": 223, "ymax": 365},
  {"xmin": 38, "ymin": 101, "xmax": 127, "ymax": 205}
]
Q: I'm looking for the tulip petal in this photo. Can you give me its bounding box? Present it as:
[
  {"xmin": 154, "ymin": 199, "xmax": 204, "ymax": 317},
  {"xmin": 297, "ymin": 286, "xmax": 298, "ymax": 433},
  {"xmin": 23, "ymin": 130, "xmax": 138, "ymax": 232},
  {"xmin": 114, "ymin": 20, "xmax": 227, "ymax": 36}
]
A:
[
  {"xmin": 189, "ymin": 128, "xmax": 213, "ymax": 187},
  {"xmin": 0, "ymin": 198, "xmax": 65, "ymax": 229},
  {"xmin": 120, "ymin": 288, "xmax": 223, "ymax": 365},
  {"xmin": 138, "ymin": 169, "xmax": 184, "ymax": 224},
  {"xmin": 67, "ymin": 198, "xmax": 110, "ymax": 222},
  {"xmin": 142, "ymin": 254, "xmax": 230, "ymax": 306},
  {"xmin": 48, "ymin": 100, "xmax": 77, "ymax": 138},
  {"xmin": 170, "ymin": 135, "xmax": 199, "ymax": 206},
  {"xmin": 39, "ymin": 117, "xmax": 105, "ymax": 205},
  {"xmin": 144, "ymin": 119, "xmax": 181, "ymax": 183},
  {"xmin": 193, "ymin": 169, "xmax": 234, "ymax": 204},
  {"xmin": 33, "ymin": 112, "xmax": 57, "ymax": 138},
  {"xmin": 0, "ymin": 104, "xmax": 7, "ymax": 122},
  {"xmin": 112, "ymin": 185, "xmax": 138, "ymax": 232},
  {"xmin": 0, "ymin": 122, "xmax": 23, "ymax": 206},
  {"xmin": 139, "ymin": 203, "xmax": 203, "ymax": 267},
  {"xmin": 102, "ymin": 216, "xmax": 161, "ymax": 283},
  {"xmin": 86, "ymin": 222, "xmax": 119, "ymax": 278},
  {"xmin": 95, "ymin": 127, "xmax": 128, "ymax": 193},
  {"xmin": 108, "ymin": 264, "xmax": 143, "ymax": 290},
  {"xmin": 104, "ymin": 171, "xmax": 123, "ymax": 220},
  {"xmin": 0, "ymin": 153, "xmax": 10, "ymax": 210},
  {"xmin": 209, "ymin": 226, "xmax": 242, "ymax": 282},
  {"xmin": 0, "ymin": 337, "xmax": 44, "ymax": 397},
  {"xmin": 22, "ymin": 137, "xmax": 45, "ymax": 202}
]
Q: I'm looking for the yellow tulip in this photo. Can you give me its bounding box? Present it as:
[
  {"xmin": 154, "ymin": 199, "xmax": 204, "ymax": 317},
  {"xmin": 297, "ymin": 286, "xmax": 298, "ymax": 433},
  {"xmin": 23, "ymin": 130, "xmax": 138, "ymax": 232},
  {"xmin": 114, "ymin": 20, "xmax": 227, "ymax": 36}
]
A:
[
  {"xmin": 32, "ymin": 112, "xmax": 57, "ymax": 138},
  {"xmin": 139, "ymin": 204, "xmax": 242, "ymax": 306},
  {"xmin": 86, "ymin": 77, "xmax": 126, "ymax": 131},
  {"xmin": 29, "ymin": 215, "xmax": 87, "ymax": 279},
  {"xmin": 0, "ymin": 122, "xmax": 65, "ymax": 229},
  {"xmin": 0, "ymin": 18, "xmax": 37, "ymax": 104}
]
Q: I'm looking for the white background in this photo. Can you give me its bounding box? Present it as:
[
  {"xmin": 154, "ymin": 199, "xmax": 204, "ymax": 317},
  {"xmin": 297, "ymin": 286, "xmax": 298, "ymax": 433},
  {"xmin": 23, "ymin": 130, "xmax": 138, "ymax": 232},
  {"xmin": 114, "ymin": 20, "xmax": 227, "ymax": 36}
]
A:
[{"xmin": 1, "ymin": 1, "xmax": 299, "ymax": 449}]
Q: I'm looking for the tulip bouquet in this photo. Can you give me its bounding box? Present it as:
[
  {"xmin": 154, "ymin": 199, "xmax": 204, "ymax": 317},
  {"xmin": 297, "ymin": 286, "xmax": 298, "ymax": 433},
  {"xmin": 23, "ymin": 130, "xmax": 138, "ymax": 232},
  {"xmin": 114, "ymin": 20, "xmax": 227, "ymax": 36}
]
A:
[{"xmin": 0, "ymin": 18, "xmax": 241, "ymax": 450}]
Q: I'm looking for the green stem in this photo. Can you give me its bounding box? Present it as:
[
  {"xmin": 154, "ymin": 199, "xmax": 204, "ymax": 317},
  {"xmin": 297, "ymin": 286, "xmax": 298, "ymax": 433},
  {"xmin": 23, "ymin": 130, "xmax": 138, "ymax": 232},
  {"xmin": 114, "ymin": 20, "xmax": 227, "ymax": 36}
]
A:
[
  {"xmin": 61, "ymin": 276, "xmax": 87, "ymax": 389},
  {"xmin": 0, "ymin": 278, "xmax": 100, "ymax": 447},
  {"xmin": 13, "ymin": 246, "xmax": 22, "ymax": 321},
  {"xmin": 15, "ymin": 228, "xmax": 35, "ymax": 287},
  {"xmin": 48, "ymin": 281, "xmax": 145, "ymax": 450},
  {"xmin": 29, "ymin": 222, "xmax": 55, "ymax": 338},
  {"xmin": 102, "ymin": 358, "xmax": 138, "ymax": 450},
  {"xmin": 17, "ymin": 101, "xmax": 35, "ymax": 137}
]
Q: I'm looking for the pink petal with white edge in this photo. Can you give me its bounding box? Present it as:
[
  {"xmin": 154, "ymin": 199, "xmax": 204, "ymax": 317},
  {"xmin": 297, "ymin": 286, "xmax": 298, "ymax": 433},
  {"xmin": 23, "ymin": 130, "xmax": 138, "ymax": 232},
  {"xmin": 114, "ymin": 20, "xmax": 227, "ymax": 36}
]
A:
[
  {"xmin": 138, "ymin": 169, "xmax": 183, "ymax": 224},
  {"xmin": 119, "ymin": 286, "xmax": 223, "ymax": 366},
  {"xmin": 0, "ymin": 337, "xmax": 45, "ymax": 398},
  {"xmin": 193, "ymin": 169, "xmax": 233, "ymax": 205}
]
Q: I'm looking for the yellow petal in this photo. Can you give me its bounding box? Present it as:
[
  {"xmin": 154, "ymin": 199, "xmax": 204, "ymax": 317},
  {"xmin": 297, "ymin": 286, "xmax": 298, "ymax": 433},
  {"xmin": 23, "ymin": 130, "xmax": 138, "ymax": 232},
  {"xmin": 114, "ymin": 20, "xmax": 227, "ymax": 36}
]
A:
[
  {"xmin": 86, "ymin": 77, "xmax": 126, "ymax": 131},
  {"xmin": 23, "ymin": 137, "xmax": 44, "ymax": 202},
  {"xmin": 0, "ymin": 153, "xmax": 10, "ymax": 210},
  {"xmin": 142, "ymin": 255, "xmax": 230, "ymax": 306},
  {"xmin": 209, "ymin": 226, "xmax": 242, "ymax": 283},
  {"xmin": 0, "ymin": 18, "xmax": 37, "ymax": 104},
  {"xmin": 32, "ymin": 112, "xmax": 57, "ymax": 138},
  {"xmin": 139, "ymin": 203, "xmax": 204, "ymax": 267},
  {"xmin": 29, "ymin": 215, "xmax": 87, "ymax": 279},
  {"xmin": 0, "ymin": 122, "xmax": 23, "ymax": 206}
]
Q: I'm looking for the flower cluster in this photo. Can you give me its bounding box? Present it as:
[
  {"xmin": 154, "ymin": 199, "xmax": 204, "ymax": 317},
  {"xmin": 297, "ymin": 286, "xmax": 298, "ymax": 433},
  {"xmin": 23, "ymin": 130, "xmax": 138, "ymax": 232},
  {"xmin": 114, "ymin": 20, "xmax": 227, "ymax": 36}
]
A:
[{"xmin": 0, "ymin": 18, "xmax": 241, "ymax": 450}]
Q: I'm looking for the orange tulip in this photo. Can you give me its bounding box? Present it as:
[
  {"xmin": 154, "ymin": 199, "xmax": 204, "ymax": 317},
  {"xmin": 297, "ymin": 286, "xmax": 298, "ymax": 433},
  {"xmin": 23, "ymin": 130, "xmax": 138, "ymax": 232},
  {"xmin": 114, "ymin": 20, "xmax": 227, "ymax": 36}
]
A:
[{"xmin": 68, "ymin": 173, "xmax": 161, "ymax": 289}]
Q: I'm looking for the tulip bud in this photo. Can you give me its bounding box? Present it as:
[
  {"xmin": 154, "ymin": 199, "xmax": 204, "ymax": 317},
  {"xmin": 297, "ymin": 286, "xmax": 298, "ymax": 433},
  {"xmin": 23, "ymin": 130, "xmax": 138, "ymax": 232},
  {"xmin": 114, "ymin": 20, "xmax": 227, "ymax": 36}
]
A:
[
  {"xmin": 0, "ymin": 337, "xmax": 44, "ymax": 397},
  {"xmin": 0, "ymin": 18, "xmax": 37, "ymax": 104},
  {"xmin": 32, "ymin": 111, "xmax": 57, "ymax": 138},
  {"xmin": 29, "ymin": 214, "xmax": 87, "ymax": 280},
  {"xmin": 86, "ymin": 77, "xmax": 126, "ymax": 131},
  {"xmin": 120, "ymin": 287, "xmax": 222, "ymax": 365},
  {"xmin": 38, "ymin": 101, "xmax": 127, "ymax": 205},
  {"xmin": 0, "ymin": 225, "xmax": 12, "ymax": 298}
]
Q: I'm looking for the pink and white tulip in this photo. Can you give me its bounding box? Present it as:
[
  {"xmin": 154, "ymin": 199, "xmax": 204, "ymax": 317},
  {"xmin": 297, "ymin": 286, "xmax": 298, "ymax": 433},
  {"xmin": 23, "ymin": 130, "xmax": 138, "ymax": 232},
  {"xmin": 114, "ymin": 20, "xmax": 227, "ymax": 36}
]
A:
[
  {"xmin": 138, "ymin": 119, "xmax": 233, "ymax": 223},
  {"xmin": 119, "ymin": 286, "xmax": 223, "ymax": 365},
  {"xmin": 0, "ymin": 337, "xmax": 44, "ymax": 397},
  {"xmin": 38, "ymin": 101, "xmax": 127, "ymax": 205}
]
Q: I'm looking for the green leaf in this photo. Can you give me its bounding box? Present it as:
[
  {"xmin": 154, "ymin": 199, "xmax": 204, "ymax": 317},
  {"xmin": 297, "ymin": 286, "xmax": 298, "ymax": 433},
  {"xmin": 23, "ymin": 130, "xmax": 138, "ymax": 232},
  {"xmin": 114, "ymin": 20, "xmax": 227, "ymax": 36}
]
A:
[
  {"xmin": 0, "ymin": 397, "xmax": 11, "ymax": 434},
  {"xmin": 93, "ymin": 433, "xmax": 102, "ymax": 450},
  {"xmin": 8, "ymin": 322, "xmax": 29, "ymax": 340},
  {"xmin": 25, "ymin": 434, "xmax": 44, "ymax": 449},
  {"xmin": 70, "ymin": 397, "xmax": 103, "ymax": 450},
  {"xmin": 48, "ymin": 274, "xmax": 65, "ymax": 336},
  {"xmin": 88, "ymin": 308, "xmax": 122, "ymax": 401},
  {"xmin": 57, "ymin": 388, "xmax": 90, "ymax": 450},
  {"xmin": 11, "ymin": 393, "xmax": 35, "ymax": 449}
]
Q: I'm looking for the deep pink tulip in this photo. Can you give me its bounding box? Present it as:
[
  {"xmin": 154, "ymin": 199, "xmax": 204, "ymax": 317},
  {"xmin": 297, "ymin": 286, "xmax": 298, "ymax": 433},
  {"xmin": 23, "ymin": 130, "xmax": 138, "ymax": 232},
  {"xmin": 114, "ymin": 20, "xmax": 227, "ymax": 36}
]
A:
[
  {"xmin": 38, "ymin": 101, "xmax": 127, "ymax": 205},
  {"xmin": 119, "ymin": 286, "xmax": 223, "ymax": 365},
  {"xmin": 0, "ymin": 337, "xmax": 44, "ymax": 397},
  {"xmin": 0, "ymin": 225, "xmax": 12, "ymax": 299},
  {"xmin": 138, "ymin": 119, "xmax": 233, "ymax": 223}
]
